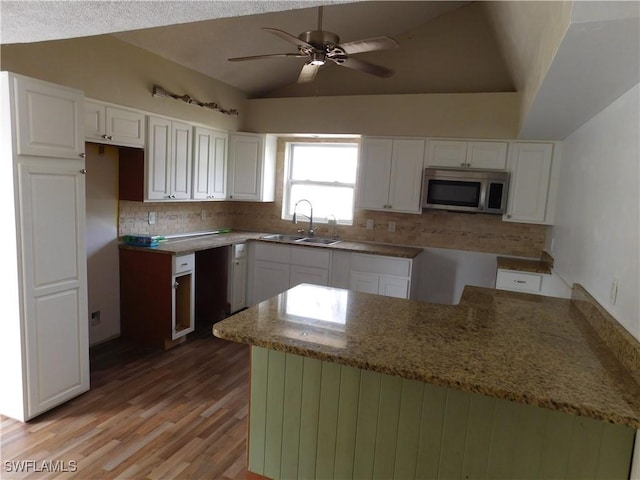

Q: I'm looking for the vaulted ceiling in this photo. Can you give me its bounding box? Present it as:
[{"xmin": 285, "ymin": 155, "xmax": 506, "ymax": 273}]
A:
[
  {"xmin": 1, "ymin": 1, "xmax": 514, "ymax": 99},
  {"xmin": 2, "ymin": 1, "xmax": 638, "ymax": 139}
]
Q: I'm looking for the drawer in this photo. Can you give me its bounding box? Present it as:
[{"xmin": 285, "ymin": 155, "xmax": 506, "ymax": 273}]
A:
[
  {"xmin": 233, "ymin": 243, "xmax": 247, "ymax": 259},
  {"xmin": 173, "ymin": 254, "xmax": 195, "ymax": 274},
  {"xmin": 351, "ymin": 253, "xmax": 411, "ymax": 278},
  {"xmin": 254, "ymin": 242, "xmax": 291, "ymax": 263},
  {"xmin": 496, "ymin": 270, "xmax": 542, "ymax": 293},
  {"xmin": 290, "ymin": 246, "xmax": 330, "ymax": 268}
]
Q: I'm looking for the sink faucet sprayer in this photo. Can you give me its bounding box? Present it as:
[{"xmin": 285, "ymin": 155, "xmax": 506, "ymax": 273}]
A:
[{"xmin": 292, "ymin": 199, "xmax": 314, "ymax": 237}]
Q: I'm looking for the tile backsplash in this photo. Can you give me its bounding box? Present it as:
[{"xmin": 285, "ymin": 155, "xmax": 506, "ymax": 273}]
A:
[
  {"xmin": 119, "ymin": 136, "xmax": 547, "ymax": 257},
  {"xmin": 119, "ymin": 200, "xmax": 547, "ymax": 258}
]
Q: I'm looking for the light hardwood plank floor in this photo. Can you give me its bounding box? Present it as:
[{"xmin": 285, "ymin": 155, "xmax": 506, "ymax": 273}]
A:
[{"xmin": 1, "ymin": 330, "xmax": 250, "ymax": 480}]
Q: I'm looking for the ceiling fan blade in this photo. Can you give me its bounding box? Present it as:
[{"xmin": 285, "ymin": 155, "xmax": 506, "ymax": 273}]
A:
[
  {"xmin": 263, "ymin": 27, "xmax": 312, "ymax": 48},
  {"xmin": 297, "ymin": 63, "xmax": 321, "ymax": 83},
  {"xmin": 339, "ymin": 36, "xmax": 399, "ymax": 55},
  {"xmin": 228, "ymin": 53, "xmax": 306, "ymax": 62},
  {"xmin": 337, "ymin": 57, "xmax": 395, "ymax": 78}
]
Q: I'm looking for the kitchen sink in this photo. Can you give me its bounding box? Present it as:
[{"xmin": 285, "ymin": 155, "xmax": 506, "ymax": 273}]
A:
[
  {"xmin": 297, "ymin": 237, "xmax": 341, "ymax": 245},
  {"xmin": 261, "ymin": 234, "xmax": 305, "ymax": 242}
]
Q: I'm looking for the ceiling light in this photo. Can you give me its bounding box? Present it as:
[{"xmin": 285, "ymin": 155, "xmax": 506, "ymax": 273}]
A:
[{"xmin": 310, "ymin": 52, "xmax": 326, "ymax": 66}]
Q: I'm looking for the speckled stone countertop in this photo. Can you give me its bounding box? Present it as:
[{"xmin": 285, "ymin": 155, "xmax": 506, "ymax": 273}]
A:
[
  {"xmin": 213, "ymin": 283, "xmax": 640, "ymax": 428},
  {"xmin": 118, "ymin": 231, "xmax": 423, "ymax": 258},
  {"xmin": 496, "ymin": 252, "xmax": 553, "ymax": 274}
]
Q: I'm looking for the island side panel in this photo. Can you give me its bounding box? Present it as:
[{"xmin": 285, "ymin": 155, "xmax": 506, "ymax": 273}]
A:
[{"xmin": 248, "ymin": 347, "xmax": 635, "ymax": 480}]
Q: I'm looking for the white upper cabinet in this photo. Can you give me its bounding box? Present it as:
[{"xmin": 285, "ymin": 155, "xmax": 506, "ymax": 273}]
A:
[
  {"xmin": 504, "ymin": 142, "xmax": 556, "ymax": 224},
  {"xmin": 192, "ymin": 127, "xmax": 227, "ymax": 201},
  {"xmin": 13, "ymin": 74, "xmax": 84, "ymax": 159},
  {"xmin": 427, "ymin": 139, "xmax": 508, "ymax": 170},
  {"xmin": 84, "ymin": 99, "xmax": 145, "ymax": 147},
  {"xmin": 146, "ymin": 116, "xmax": 192, "ymax": 200},
  {"xmin": 227, "ymin": 133, "xmax": 277, "ymax": 202},
  {"xmin": 358, "ymin": 137, "xmax": 425, "ymax": 213}
]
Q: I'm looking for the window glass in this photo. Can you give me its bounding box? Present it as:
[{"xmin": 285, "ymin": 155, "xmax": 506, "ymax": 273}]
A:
[{"xmin": 283, "ymin": 141, "xmax": 359, "ymax": 225}]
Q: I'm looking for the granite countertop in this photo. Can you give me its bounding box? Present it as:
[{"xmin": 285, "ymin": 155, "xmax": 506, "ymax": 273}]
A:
[
  {"xmin": 118, "ymin": 231, "xmax": 423, "ymax": 259},
  {"xmin": 497, "ymin": 251, "xmax": 554, "ymax": 274},
  {"xmin": 213, "ymin": 283, "xmax": 640, "ymax": 429}
]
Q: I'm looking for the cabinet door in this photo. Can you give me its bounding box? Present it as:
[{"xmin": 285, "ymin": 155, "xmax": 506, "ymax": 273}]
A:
[
  {"xmin": 172, "ymin": 272, "xmax": 195, "ymax": 340},
  {"xmin": 14, "ymin": 75, "xmax": 84, "ymax": 159},
  {"xmin": 466, "ymin": 142, "xmax": 508, "ymax": 169},
  {"xmin": 193, "ymin": 127, "xmax": 214, "ymax": 200},
  {"xmin": 504, "ymin": 143, "xmax": 553, "ymax": 224},
  {"xmin": 378, "ymin": 276, "xmax": 410, "ymax": 298},
  {"xmin": 229, "ymin": 134, "xmax": 262, "ymax": 200},
  {"xmin": 253, "ymin": 260, "xmax": 290, "ymax": 304},
  {"xmin": 358, "ymin": 138, "xmax": 393, "ymax": 209},
  {"xmin": 146, "ymin": 117, "xmax": 172, "ymax": 200},
  {"xmin": 230, "ymin": 256, "xmax": 247, "ymax": 313},
  {"xmin": 193, "ymin": 127, "xmax": 227, "ymax": 200},
  {"xmin": 290, "ymin": 265, "xmax": 329, "ymax": 288},
  {"xmin": 18, "ymin": 163, "xmax": 89, "ymax": 418},
  {"xmin": 210, "ymin": 131, "xmax": 228, "ymax": 199},
  {"xmin": 170, "ymin": 121, "xmax": 192, "ymax": 200},
  {"xmin": 388, "ymin": 139, "xmax": 425, "ymax": 213},
  {"xmin": 106, "ymin": 107, "xmax": 145, "ymax": 147},
  {"xmin": 349, "ymin": 271, "xmax": 380, "ymax": 295},
  {"xmin": 84, "ymin": 100, "xmax": 105, "ymax": 141},
  {"xmin": 426, "ymin": 140, "xmax": 467, "ymax": 168}
]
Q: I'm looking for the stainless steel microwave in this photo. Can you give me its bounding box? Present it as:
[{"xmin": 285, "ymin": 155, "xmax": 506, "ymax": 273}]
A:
[{"xmin": 422, "ymin": 168, "xmax": 509, "ymax": 214}]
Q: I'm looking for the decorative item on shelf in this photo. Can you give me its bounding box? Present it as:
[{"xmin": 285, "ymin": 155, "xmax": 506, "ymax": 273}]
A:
[{"xmin": 152, "ymin": 85, "xmax": 239, "ymax": 116}]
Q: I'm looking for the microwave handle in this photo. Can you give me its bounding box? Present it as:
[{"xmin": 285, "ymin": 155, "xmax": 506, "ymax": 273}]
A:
[{"xmin": 479, "ymin": 180, "xmax": 488, "ymax": 211}]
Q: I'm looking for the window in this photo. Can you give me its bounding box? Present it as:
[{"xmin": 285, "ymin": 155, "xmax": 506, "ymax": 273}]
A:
[{"xmin": 283, "ymin": 141, "xmax": 359, "ymax": 225}]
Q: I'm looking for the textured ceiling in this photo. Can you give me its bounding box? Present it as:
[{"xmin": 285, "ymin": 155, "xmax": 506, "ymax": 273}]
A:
[{"xmin": 0, "ymin": 1, "xmax": 344, "ymax": 44}]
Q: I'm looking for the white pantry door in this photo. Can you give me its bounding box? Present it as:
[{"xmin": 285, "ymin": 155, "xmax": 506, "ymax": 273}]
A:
[{"xmin": 18, "ymin": 163, "xmax": 90, "ymax": 418}]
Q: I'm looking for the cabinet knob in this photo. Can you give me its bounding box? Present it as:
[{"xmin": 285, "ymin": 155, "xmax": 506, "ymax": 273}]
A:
[
  {"xmin": 79, "ymin": 152, "xmax": 86, "ymax": 158},
  {"xmin": 507, "ymin": 214, "xmax": 512, "ymax": 219},
  {"xmin": 174, "ymin": 281, "xmax": 180, "ymax": 288},
  {"xmin": 461, "ymin": 162, "xmax": 466, "ymax": 167},
  {"xmin": 80, "ymin": 169, "xmax": 87, "ymax": 175}
]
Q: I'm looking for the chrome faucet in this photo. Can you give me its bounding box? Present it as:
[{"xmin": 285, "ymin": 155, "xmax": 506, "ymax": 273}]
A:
[
  {"xmin": 328, "ymin": 213, "xmax": 339, "ymax": 239},
  {"xmin": 292, "ymin": 199, "xmax": 314, "ymax": 237}
]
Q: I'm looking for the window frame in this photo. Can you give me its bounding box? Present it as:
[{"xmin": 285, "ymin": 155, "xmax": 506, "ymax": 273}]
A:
[{"xmin": 282, "ymin": 139, "xmax": 360, "ymax": 226}]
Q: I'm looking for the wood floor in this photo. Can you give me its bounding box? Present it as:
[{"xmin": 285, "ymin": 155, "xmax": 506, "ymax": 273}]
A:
[{"xmin": 1, "ymin": 328, "xmax": 251, "ymax": 479}]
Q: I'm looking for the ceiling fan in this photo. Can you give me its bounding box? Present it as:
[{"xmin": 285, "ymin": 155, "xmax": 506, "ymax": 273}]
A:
[{"xmin": 228, "ymin": 6, "xmax": 399, "ymax": 84}]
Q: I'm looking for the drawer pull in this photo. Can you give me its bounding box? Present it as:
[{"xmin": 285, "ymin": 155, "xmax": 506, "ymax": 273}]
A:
[
  {"xmin": 180, "ymin": 263, "xmax": 188, "ymax": 267},
  {"xmin": 515, "ymin": 280, "xmax": 527, "ymax": 284}
]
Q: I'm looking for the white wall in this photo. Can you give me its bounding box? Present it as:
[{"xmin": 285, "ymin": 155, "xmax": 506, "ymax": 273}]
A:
[
  {"xmin": 85, "ymin": 143, "xmax": 121, "ymax": 346},
  {"xmin": 551, "ymin": 83, "xmax": 640, "ymax": 341},
  {"xmin": 417, "ymin": 247, "xmax": 498, "ymax": 305}
]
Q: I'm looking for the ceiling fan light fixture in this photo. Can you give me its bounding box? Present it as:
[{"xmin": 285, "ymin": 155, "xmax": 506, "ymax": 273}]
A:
[{"xmin": 310, "ymin": 51, "xmax": 326, "ymax": 66}]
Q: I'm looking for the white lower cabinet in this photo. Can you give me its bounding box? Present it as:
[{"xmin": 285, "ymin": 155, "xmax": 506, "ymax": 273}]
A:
[
  {"xmin": 250, "ymin": 243, "xmax": 330, "ymax": 304},
  {"xmin": 496, "ymin": 268, "xmax": 571, "ymax": 298},
  {"xmin": 349, "ymin": 253, "xmax": 414, "ymax": 299},
  {"xmin": 229, "ymin": 244, "xmax": 248, "ymax": 314},
  {"xmin": 249, "ymin": 243, "xmax": 420, "ymax": 305}
]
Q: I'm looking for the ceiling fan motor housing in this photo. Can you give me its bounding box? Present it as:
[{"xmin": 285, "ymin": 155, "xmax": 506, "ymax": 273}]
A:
[{"xmin": 299, "ymin": 30, "xmax": 340, "ymax": 48}]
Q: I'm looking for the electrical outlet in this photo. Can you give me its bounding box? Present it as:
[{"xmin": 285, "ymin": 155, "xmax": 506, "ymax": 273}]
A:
[
  {"xmin": 201, "ymin": 209, "xmax": 206, "ymax": 221},
  {"xmin": 91, "ymin": 310, "xmax": 101, "ymax": 326},
  {"xmin": 389, "ymin": 221, "xmax": 396, "ymax": 232},
  {"xmin": 148, "ymin": 211, "xmax": 156, "ymax": 225},
  {"xmin": 366, "ymin": 219, "xmax": 374, "ymax": 230},
  {"xmin": 609, "ymin": 279, "xmax": 619, "ymax": 305}
]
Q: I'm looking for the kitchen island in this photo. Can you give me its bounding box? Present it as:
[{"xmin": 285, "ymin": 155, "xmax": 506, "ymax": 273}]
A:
[{"xmin": 213, "ymin": 283, "xmax": 640, "ymax": 480}]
